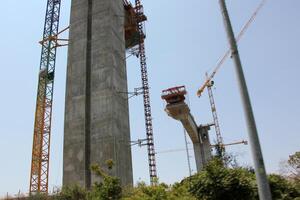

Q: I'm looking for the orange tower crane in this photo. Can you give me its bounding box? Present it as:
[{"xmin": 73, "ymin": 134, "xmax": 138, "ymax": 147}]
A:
[
  {"xmin": 29, "ymin": 0, "xmax": 62, "ymax": 194},
  {"xmin": 29, "ymin": 0, "xmax": 156, "ymax": 192}
]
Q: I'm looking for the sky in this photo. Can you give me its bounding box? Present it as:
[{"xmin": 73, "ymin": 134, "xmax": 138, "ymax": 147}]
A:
[{"xmin": 0, "ymin": 0, "xmax": 299, "ymax": 197}]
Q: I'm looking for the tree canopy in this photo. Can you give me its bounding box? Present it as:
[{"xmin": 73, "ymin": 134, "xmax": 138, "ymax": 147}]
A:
[{"xmin": 28, "ymin": 155, "xmax": 300, "ymax": 200}]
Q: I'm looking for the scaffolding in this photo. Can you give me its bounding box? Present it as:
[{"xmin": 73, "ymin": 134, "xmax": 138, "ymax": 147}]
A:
[{"xmin": 134, "ymin": 0, "xmax": 158, "ymax": 185}]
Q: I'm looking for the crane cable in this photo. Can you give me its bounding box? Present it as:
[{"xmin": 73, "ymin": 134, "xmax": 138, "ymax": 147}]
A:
[
  {"xmin": 197, "ymin": 0, "xmax": 267, "ymax": 97},
  {"xmin": 156, "ymin": 140, "xmax": 248, "ymax": 154}
]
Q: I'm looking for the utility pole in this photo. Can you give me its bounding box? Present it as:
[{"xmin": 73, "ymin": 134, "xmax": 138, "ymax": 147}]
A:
[{"xmin": 218, "ymin": 1, "xmax": 272, "ymax": 200}]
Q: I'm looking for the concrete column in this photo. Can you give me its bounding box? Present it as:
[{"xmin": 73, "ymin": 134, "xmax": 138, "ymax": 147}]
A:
[
  {"xmin": 163, "ymin": 102, "xmax": 212, "ymax": 172},
  {"xmin": 63, "ymin": 0, "xmax": 133, "ymax": 188},
  {"xmin": 193, "ymin": 126, "xmax": 212, "ymax": 172}
]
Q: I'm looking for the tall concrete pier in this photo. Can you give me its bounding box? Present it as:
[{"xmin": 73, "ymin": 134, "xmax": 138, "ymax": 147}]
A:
[
  {"xmin": 161, "ymin": 86, "xmax": 212, "ymax": 171},
  {"xmin": 63, "ymin": 0, "xmax": 133, "ymax": 188}
]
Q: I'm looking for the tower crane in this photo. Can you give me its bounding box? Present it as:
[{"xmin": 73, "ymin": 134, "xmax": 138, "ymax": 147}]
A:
[
  {"xmin": 197, "ymin": 0, "xmax": 267, "ymax": 97},
  {"xmin": 206, "ymin": 77, "xmax": 225, "ymax": 158},
  {"xmin": 29, "ymin": 0, "xmax": 157, "ymax": 193},
  {"xmin": 206, "ymin": 77, "xmax": 247, "ymax": 159},
  {"xmin": 195, "ymin": 0, "xmax": 266, "ymax": 158},
  {"xmin": 29, "ymin": 0, "xmax": 62, "ymax": 194}
]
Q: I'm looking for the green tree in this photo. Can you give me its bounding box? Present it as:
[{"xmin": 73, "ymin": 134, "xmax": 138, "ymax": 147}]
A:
[
  {"xmin": 54, "ymin": 185, "xmax": 87, "ymax": 200},
  {"xmin": 288, "ymin": 152, "xmax": 300, "ymax": 181},
  {"xmin": 88, "ymin": 162, "xmax": 122, "ymax": 200},
  {"xmin": 168, "ymin": 182, "xmax": 196, "ymax": 200},
  {"xmin": 187, "ymin": 158, "xmax": 257, "ymax": 200},
  {"xmin": 122, "ymin": 182, "xmax": 168, "ymax": 200},
  {"xmin": 268, "ymin": 174, "xmax": 300, "ymax": 200},
  {"xmin": 28, "ymin": 193, "xmax": 49, "ymax": 200},
  {"xmin": 122, "ymin": 181, "xmax": 197, "ymax": 200}
]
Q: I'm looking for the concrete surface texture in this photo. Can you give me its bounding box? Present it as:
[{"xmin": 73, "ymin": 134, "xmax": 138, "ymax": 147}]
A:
[
  {"xmin": 63, "ymin": 0, "xmax": 133, "ymax": 188},
  {"xmin": 194, "ymin": 125, "xmax": 212, "ymax": 171},
  {"xmin": 164, "ymin": 102, "xmax": 212, "ymax": 171}
]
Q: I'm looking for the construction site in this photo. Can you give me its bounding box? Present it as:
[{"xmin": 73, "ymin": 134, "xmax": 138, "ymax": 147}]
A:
[{"xmin": 0, "ymin": 0, "xmax": 299, "ymax": 199}]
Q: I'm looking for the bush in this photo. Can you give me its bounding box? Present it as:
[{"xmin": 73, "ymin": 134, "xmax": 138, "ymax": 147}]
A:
[
  {"xmin": 122, "ymin": 182, "xmax": 169, "ymax": 200},
  {"xmin": 32, "ymin": 156, "xmax": 300, "ymax": 200},
  {"xmin": 28, "ymin": 193, "xmax": 49, "ymax": 200},
  {"xmin": 88, "ymin": 162, "xmax": 122, "ymax": 200},
  {"xmin": 54, "ymin": 185, "xmax": 87, "ymax": 200},
  {"xmin": 187, "ymin": 158, "xmax": 257, "ymax": 200},
  {"xmin": 88, "ymin": 176, "xmax": 122, "ymax": 200},
  {"xmin": 269, "ymin": 174, "xmax": 300, "ymax": 200},
  {"xmin": 168, "ymin": 182, "xmax": 196, "ymax": 200}
]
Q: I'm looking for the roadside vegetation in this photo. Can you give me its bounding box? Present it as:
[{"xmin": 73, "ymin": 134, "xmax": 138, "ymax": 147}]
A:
[{"xmin": 26, "ymin": 152, "xmax": 299, "ymax": 200}]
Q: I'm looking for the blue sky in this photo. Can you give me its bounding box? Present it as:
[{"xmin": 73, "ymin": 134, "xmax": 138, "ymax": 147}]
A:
[{"xmin": 0, "ymin": 0, "xmax": 299, "ymax": 197}]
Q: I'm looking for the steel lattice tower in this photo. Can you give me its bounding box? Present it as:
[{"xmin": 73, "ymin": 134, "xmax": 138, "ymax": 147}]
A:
[
  {"xmin": 206, "ymin": 81, "xmax": 225, "ymax": 158},
  {"xmin": 135, "ymin": 0, "xmax": 158, "ymax": 185},
  {"xmin": 29, "ymin": 0, "xmax": 61, "ymax": 194}
]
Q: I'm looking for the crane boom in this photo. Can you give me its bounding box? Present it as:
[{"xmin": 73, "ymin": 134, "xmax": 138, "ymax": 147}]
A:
[
  {"xmin": 197, "ymin": 0, "xmax": 267, "ymax": 97},
  {"xmin": 29, "ymin": 0, "xmax": 61, "ymax": 194},
  {"xmin": 211, "ymin": 140, "xmax": 248, "ymax": 148},
  {"xmin": 157, "ymin": 140, "xmax": 247, "ymax": 154}
]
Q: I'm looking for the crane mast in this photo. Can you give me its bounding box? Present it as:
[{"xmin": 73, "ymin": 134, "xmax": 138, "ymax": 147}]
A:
[
  {"xmin": 135, "ymin": 0, "xmax": 158, "ymax": 185},
  {"xmin": 29, "ymin": 0, "xmax": 61, "ymax": 194},
  {"xmin": 197, "ymin": 0, "xmax": 267, "ymax": 97},
  {"xmin": 206, "ymin": 79, "xmax": 224, "ymax": 158}
]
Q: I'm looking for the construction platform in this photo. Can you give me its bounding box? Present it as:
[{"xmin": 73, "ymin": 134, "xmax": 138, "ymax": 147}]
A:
[
  {"xmin": 162, "ymin": 86, "xmax": 213, "ymax": 171},
  {"xmin": 124, "ymin": 0, "xmax": 147, "ymax": 49}
]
